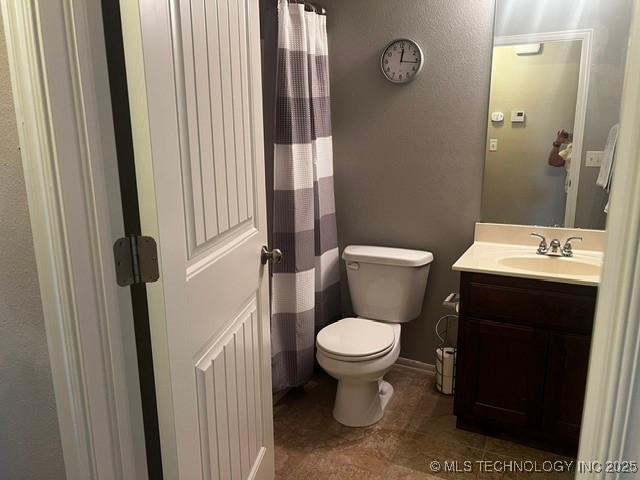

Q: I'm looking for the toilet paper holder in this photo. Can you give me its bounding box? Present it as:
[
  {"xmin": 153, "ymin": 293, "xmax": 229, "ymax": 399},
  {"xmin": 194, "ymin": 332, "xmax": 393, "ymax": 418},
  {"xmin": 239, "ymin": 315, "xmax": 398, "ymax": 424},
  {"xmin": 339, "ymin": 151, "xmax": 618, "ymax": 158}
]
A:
[
  {"xmin": 435, "ymin": 345, "xmax": 456, "ymax": 396},
  {"xmin": 435, "ymin": 295, "xmax": 458, "ymax": 396}
]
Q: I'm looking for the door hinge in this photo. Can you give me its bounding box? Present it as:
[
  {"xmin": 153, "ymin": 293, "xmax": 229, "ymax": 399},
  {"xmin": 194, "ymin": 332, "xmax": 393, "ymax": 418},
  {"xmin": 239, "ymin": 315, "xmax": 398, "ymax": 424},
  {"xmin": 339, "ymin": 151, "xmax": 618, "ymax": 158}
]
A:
[{"xmin": 113, "ymin": 235, "xmax": 160, "ymax": 286}]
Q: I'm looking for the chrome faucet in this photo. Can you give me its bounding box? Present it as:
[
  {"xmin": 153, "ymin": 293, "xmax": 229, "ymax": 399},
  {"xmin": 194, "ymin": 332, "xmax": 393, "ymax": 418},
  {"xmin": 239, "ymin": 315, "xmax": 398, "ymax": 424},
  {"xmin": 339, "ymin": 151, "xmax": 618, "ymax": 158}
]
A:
[
  {"xmin": 531, "ymin": 233, "xmax": 583, "ymax": 257},
  {"xmin": 530, "ymin": 233, "xmax": 548, "ymax": 255},
  {"xmin": 548, "ymin": 238, "xmax": 562, "ymax": 255},
  {"xmin": 561, "ymin": 236, "xmax": 583, "ymax": 257}
]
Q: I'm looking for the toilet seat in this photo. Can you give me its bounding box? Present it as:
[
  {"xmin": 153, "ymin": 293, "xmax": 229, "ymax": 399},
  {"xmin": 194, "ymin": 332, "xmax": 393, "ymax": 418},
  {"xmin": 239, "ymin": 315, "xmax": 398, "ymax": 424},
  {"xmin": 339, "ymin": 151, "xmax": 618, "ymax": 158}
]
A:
[{"xmin": 316, "ymin": 318, "xmax": 396, "ymax": 362}]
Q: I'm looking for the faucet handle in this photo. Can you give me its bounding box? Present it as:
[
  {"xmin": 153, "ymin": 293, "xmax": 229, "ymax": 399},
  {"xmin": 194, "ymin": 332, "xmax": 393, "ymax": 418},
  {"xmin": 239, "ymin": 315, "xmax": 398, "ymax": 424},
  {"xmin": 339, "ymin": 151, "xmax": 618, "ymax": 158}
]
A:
[
  {"xmin": 562, "ymin": 236, "xmax": 583, "ymax": 257},
  {"xmin": 564, "ymin": 236, "xmax": 583, "ymax": 244},
  {"xmin": 530, "ymin": 233, "xmax": 548, "ymax": 254}
]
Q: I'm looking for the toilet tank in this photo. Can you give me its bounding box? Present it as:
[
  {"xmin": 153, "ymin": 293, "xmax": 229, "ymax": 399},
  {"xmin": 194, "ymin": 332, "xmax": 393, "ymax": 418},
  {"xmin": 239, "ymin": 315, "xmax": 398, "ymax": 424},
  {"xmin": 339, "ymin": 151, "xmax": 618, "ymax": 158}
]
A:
[{"xmin": 343, "ymin": 245, "xmax": 434, "ymax": 323}]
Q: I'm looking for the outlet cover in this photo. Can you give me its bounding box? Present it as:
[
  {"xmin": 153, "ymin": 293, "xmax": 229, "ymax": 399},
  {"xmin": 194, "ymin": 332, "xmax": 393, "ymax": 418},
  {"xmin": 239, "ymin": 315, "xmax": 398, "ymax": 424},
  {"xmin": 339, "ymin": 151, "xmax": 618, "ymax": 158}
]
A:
[
  {"xmin": 585, "ymin": 151, "xmax": 604, "ymax": 167},
  {"xmin": 489, "ymin": 139, "xmax": 498, "ymax": 152}
]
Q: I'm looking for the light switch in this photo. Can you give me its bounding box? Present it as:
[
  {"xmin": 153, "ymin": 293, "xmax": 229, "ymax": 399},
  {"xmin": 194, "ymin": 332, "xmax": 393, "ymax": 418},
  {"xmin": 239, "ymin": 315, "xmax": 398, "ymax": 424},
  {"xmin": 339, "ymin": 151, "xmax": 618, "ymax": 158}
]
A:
[
  {"xmin": 489, "ymin": 139, "xmax": 498, "ymax": 152},
  {"xmin": 585, "ymin": 151, "xmax": 604, "ymax": 167}
]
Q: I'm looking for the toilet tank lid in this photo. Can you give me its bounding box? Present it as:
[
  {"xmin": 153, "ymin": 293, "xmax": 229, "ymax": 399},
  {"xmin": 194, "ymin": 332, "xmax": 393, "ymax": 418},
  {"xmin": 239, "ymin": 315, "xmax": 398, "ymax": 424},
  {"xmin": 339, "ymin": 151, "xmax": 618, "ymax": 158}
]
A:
[{"xmin": 342, "ymin": 245, "xmax": 434, "ymax": 267}]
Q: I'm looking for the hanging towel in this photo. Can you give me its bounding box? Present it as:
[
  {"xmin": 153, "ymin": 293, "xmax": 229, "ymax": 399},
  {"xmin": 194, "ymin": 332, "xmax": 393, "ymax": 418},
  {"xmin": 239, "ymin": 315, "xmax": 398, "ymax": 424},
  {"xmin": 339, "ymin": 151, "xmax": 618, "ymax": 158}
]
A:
[
  {"xmin": 559, "ymin": 143, "xmax": 573, "ymax": 193},
  {"xmin": 597, "ymin": 124, "xmax": 619, "ymax": 189}
]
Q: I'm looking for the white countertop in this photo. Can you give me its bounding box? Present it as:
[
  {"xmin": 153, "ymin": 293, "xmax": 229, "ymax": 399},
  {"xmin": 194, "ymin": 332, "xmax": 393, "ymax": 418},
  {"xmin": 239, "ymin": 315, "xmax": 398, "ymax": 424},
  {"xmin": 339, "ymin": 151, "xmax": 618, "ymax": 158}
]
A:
[{"xmin": 452, "ymin": 241, "xmax": 603, "ymax": 287}]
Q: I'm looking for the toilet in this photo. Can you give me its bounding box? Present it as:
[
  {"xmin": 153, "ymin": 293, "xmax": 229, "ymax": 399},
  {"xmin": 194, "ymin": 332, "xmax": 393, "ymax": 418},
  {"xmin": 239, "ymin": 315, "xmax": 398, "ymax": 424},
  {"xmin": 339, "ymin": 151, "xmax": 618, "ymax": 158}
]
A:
[{"xmin": 316, "ymin": 245, "xmax": 434, "ymax": 427}]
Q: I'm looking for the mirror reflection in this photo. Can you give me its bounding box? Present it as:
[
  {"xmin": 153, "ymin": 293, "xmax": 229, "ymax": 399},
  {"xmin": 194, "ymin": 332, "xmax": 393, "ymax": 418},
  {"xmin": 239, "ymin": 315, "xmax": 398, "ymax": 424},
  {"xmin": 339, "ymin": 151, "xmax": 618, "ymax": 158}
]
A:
[{"xmin": 481, "ymin": 0, "xmax": 634, "ymax": 229}]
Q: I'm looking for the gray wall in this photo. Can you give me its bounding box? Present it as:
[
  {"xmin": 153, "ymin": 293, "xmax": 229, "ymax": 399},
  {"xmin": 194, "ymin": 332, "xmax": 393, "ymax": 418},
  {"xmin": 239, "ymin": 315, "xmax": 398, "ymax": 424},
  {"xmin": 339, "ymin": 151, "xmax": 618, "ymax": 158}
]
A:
[
  {"xmin": 495, "ymin": 0, "xmax": 634, "ymax": 229},
  {"xmin": 0, "ymin": 20, "xmax": 66, "ymax": 480},
  {"xmin": 318, "ymin": 0, "xmax": 495, "ymax": 363}
]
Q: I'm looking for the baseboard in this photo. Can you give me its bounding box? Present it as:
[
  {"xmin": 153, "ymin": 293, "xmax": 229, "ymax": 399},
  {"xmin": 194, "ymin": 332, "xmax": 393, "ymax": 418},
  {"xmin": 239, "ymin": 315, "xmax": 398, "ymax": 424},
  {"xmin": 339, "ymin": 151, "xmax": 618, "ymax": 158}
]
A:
[
  {"xmin": 273, "ymin": 388, "xmax": 290, "ymax": 405},
  {"xmin": 396, "ymin": 357, "xmax": 436, "ymax": 375}
]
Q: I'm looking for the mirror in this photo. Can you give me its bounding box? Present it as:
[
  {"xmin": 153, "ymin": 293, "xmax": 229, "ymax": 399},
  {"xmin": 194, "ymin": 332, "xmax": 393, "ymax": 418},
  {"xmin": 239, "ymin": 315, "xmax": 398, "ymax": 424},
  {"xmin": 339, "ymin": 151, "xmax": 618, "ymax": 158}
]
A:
[{"xmin": 481, "ymin": 0, "xmax": 634, "ymax": 229}]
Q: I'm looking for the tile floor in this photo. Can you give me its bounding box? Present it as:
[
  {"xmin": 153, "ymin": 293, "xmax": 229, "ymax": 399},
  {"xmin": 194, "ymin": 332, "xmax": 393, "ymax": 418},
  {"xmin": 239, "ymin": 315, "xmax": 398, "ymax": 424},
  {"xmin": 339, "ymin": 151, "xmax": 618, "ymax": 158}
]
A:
[{"xmin": 273, "ymin": 365, "xmax": 574, "ymax": 479}]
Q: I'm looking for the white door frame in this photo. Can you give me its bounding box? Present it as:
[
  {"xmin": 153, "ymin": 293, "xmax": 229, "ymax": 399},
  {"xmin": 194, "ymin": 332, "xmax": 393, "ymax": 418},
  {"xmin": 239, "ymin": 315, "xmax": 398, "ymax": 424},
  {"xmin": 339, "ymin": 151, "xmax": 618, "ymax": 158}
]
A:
[
  {"xmin": 494, "ymin": 29, "xmax": 593, "ymax": 228},
  {"xmin": 578, "ymin": 1, "xmax": 640, "ymax": 474},
  {"xmin": 0, "ymin": 1, "xmax": 147, "ymax": 479}
]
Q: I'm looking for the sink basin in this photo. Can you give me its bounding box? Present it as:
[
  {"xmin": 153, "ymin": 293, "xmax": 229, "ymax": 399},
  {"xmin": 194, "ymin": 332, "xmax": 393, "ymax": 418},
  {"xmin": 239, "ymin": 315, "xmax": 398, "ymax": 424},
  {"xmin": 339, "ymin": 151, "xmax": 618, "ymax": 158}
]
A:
[
  {"xmin": 498, "ymin": 255, "xmax": 601, "ymax": 277},
  {"xmin": 452, "ymin": 227, "xmax": 605, "ymax": 286}
]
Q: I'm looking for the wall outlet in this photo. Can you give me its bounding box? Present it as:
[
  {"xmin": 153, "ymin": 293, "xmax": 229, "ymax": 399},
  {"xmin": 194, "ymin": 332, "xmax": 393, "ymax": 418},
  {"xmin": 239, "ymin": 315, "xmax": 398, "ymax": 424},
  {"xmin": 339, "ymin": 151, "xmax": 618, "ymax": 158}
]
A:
[
  {"xmin": 585, "ymin": 151, "xmax": 604, "ymax": 167},
  {"xmin": 489, "ymin": 139, "xmax": 498, "ymax": 152}
]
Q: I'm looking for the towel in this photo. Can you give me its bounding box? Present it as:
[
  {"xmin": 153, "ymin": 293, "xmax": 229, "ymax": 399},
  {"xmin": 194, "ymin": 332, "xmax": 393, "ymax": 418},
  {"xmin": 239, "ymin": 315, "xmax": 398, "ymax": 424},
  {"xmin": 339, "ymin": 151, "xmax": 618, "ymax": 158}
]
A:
[
  {"xmin": 597, "ymin": 124, "xmax": 620, "ymax": 189},
  {"xmin": 559, "ymin": 143, "xmax": 573, "ymax": 193}
]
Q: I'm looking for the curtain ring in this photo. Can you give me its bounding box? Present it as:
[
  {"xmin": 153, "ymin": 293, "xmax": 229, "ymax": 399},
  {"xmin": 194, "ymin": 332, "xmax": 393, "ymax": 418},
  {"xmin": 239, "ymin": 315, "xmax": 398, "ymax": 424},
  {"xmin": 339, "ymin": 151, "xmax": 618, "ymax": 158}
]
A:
[{"xmin": 288, "ymin": 0, "xmax": 326, "ymax": 15}]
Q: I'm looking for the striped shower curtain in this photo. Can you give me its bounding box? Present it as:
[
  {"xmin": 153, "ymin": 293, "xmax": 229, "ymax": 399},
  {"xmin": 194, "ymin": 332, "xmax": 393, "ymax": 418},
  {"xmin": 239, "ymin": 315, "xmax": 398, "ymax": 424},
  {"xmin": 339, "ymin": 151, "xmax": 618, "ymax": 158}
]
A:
[{"xmin": 271, "ymin": 0, "xmax": 340, "ymax": 392}]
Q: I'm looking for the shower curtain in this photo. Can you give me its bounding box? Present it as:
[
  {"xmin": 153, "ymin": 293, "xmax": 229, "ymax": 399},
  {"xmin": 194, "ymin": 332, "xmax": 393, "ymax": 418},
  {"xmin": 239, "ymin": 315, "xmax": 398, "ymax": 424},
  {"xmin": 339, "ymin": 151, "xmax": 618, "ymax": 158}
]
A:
[{"xmin": 271, "ymin": 0, "xmax": 340, "ymax": 392}]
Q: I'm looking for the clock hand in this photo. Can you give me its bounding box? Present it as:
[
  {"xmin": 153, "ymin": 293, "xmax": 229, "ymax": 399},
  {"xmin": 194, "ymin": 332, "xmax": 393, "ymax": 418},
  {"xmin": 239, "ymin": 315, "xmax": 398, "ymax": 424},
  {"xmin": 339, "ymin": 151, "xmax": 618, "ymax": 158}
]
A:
[{"xmin": 400, "ymin": 48, "xmax": 405, "ymax": 63}]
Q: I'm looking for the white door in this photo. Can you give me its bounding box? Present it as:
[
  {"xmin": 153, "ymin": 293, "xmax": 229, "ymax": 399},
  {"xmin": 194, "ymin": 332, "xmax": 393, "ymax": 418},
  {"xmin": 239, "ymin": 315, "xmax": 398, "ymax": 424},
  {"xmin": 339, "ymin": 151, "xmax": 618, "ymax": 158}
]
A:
[{"xmin": 121, "ymin": 1, "xmax": 274, "ymax": 479}]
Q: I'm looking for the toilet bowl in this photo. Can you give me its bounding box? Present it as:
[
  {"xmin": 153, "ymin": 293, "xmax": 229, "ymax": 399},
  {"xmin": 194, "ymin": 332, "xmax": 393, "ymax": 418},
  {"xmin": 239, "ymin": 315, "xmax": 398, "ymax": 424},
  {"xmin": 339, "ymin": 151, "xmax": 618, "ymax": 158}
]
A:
[
  {"xmin": 316, "ymin": 318, "xmax": 401, "ymax": 426},
  {"xmin": 316, "ymin": 245, "xmax": 433, "ymax": 427}
]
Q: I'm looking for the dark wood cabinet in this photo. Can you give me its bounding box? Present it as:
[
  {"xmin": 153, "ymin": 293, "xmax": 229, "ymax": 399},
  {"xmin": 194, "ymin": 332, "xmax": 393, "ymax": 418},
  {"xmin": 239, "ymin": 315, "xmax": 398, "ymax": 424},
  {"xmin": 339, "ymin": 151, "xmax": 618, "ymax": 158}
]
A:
[
  {"xmin": 457, "ymin": 318, "xmax": 547, "ymax": 428},
  {"xmin": 543, "ymin": 332, "xmax": 591, "ymax": 443},
  {"xmin": 454, "ymin": 272, "xmax": 597, "ymax": 455}
]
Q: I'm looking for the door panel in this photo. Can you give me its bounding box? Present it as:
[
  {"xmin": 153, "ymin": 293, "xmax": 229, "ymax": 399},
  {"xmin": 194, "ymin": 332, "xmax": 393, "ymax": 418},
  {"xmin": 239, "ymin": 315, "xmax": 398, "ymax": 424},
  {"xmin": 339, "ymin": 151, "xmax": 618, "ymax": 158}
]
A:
[
  {"xmin": 178, "ymin": 0, "xmax": 256, "ymax": 256},
  {"xmin": 543, "ymin": 332, "xmax": 591, "ymax": 443},
  {"xmin": 458, "ymin": 318, "xmax": 547, "ymax": 427},
  {"xmin": 122, "ymin": 0, "xmax": 274, "ymax": 478},
  {"xmin": 196, "ymin": 298, "xmax": 265, "ymax": 479}
]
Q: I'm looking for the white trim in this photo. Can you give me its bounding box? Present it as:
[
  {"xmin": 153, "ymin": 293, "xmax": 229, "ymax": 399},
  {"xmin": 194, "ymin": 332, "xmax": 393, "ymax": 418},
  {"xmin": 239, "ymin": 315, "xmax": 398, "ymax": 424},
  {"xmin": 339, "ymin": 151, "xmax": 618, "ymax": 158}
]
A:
[
  {"xmin": 0, "ymin": 1, "xmax": 147, "ymax": 479},
  {"xmin": 119, "ymin": 1, "xmax": 178, "ymax": 477},
  {"xmin": 396, "ymin": 357, "xmax": 436, "ymax": 375},
  {"xmin": 494, "ymin": 29, "xmax": 593, "ymax": 228},
  {"xmin": 578, "ymin": 2, "xmax": 640, "ymax": 476}
]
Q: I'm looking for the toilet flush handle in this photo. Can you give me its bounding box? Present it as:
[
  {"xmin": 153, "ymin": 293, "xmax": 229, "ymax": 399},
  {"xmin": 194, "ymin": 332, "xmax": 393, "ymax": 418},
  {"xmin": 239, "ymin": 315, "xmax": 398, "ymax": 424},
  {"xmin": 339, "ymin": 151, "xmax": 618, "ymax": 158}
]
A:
[{"xmin": 347, "ymin": 261, "xmax": 360, "ymax": 270}]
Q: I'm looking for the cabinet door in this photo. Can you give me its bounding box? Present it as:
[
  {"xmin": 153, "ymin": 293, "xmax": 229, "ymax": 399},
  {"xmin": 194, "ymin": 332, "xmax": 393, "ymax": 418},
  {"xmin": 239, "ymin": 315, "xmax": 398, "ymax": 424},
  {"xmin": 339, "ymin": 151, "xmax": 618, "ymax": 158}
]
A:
[
  {"xmin": 543, "ymin": 333, "xmax": 591, "ymax": 445},
  {"xmin": 457, "ymin": 318, "xmax": 547, "ymax": 428}
]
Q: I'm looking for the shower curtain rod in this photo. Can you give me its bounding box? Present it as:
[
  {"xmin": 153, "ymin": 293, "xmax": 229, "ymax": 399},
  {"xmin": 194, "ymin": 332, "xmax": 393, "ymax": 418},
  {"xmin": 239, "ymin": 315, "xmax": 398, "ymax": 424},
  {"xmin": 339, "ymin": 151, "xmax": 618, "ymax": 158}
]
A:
[{"xmin": 290, "ymin": 0, "xmax": 327, "ymax": 15}]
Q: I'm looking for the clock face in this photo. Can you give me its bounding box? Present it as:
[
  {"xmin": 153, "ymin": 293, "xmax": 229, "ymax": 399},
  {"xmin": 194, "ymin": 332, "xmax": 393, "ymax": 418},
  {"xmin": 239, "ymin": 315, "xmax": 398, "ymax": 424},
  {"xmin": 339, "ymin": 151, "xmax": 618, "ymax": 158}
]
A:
[{"xmin": 381, "ymin": 39, "xmax": 424, "ymax": 84}]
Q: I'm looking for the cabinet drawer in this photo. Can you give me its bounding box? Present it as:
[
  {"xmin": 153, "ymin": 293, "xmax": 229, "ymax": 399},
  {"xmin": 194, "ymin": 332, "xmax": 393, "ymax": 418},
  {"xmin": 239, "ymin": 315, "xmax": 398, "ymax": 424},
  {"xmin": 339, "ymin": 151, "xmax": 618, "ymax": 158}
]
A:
[{"xmin": 461, "ymin": 273, "xmax": 596, "ymax": 334}]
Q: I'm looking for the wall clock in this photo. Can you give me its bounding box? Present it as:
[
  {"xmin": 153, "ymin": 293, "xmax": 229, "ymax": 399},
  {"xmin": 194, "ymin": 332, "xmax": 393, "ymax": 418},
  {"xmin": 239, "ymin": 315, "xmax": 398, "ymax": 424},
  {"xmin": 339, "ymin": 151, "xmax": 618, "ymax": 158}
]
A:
[{"xmin": 381, "ymin": 38, "xmax": 424, "ymax": 84}]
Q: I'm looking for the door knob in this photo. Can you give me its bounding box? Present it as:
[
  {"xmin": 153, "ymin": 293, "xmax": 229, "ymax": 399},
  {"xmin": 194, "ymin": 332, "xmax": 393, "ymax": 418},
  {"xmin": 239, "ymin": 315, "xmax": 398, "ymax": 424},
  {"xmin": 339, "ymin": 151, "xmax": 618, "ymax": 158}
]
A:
[{"xmin": 261, "ymin": 246, "xmax": 283, "ymax": 265}]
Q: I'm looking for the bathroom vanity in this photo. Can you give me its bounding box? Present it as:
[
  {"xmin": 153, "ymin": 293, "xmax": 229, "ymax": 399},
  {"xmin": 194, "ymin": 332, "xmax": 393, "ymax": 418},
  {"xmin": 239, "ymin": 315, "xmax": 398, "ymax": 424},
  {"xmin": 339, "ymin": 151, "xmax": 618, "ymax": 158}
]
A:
[
  {"xmin": 454, "ymin": 271, "xmax": 595, "ymax": 454},
  {"xmin": 452, "ymin": 224, "xmax": 604, "ymax": 455}
]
